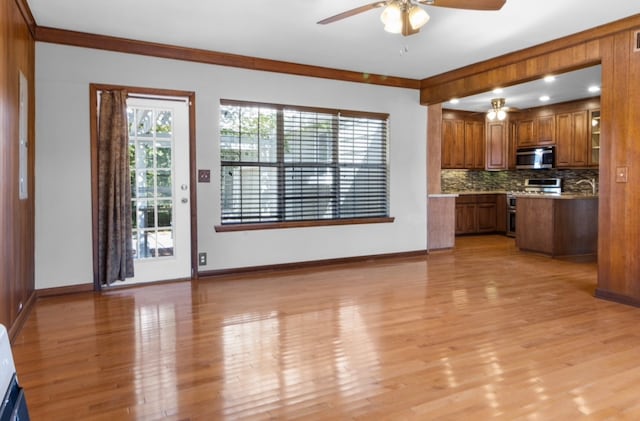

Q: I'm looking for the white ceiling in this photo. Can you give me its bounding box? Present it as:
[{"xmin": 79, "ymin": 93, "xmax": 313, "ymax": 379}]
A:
[{"xmin": 26, "ymin": 1, "xmax": 639, "ymax": 81}]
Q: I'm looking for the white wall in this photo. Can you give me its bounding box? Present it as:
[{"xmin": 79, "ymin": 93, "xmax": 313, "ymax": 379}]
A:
[{"xmin": 35, "ymin": 43, "xmax": 427, "ymax": 289}]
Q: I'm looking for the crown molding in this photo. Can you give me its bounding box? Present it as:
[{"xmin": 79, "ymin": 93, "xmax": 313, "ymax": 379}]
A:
[{"xmin": 34, "ymin": 26, "xmax": 421, "ymax": 90}]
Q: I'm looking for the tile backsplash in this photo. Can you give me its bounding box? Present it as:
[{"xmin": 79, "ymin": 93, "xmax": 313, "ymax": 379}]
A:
[{"xmin": 441, "ymin": 169, "xmax": 599, "ymax": 194}]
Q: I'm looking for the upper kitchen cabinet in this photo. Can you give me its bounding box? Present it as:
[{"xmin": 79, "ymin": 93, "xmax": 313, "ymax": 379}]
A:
[
  {"xmin": 485, "ymin": 118, "xmax": 509, "ymax": 170},
  {"xmin": 442, "ymin": 117, "xmax": 465, "ymax": 168},
  {"xmin": 441, "ymin": 110, "xmax": 485, "ymax": 170},
  {"xmin": 515, "ymin": 114, "xmax": 555, "ymax": 147},
  {"xmin": 589, "ymin": 110, "xmax": 600, "ymax": 167},
  {"xmin": 556, "ymin": 110, "xmax": 589, "ymax": 167}
]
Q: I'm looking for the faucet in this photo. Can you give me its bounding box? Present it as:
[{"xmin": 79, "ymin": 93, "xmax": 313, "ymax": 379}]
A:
[{"xmin": 576, "ymin": 178, "xmax": 597, "ymax": 195}]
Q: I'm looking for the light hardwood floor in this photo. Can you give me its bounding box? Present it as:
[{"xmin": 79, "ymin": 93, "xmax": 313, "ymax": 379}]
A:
[{"xmin": 11, "ymin": 235, "xmax": 640, "ymax": 420}]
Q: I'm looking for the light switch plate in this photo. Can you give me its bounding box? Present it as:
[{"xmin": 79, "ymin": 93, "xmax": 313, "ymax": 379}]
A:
[{"xmin": 616, "ymin": 167, "xmax": 628, "ymax": 183}]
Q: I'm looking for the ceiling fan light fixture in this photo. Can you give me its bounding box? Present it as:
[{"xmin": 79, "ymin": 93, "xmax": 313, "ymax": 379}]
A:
[
  {"xmin": 384, "ymin": 22, "xmax": 403, "ymax": 33},
  {"xmin": 380, "ymin": 3, "xmax": 402, "ymax": 25},
  {"xmin": 487, "ymin": 97, "xmax": 507, "ymax": 121},
  {"xmin": 408, "ymin": 5, "xmax": 429, "ymax": 30}
]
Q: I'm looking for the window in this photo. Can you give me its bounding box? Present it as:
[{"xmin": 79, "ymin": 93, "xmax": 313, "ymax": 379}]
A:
[{"xmin": 219, "ymin": 100, "xmax": 389, "ymax": 227}]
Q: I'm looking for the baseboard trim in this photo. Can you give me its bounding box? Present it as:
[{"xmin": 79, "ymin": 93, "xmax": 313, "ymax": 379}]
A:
[
  {"xmin": 100, "ymin": 277, "xmax": 192, "ymax": 291},
  {"xmin": 37, "ymin": 283, "xmax": 94, "ymax": 298},
  {"xmin": 8, "ymin": 290, "xmax": 37, "ymax": 342},
  {"xmin": 594, "ymin": 288, "xmax": 640, "ymax": 308},
  {"xmin": 198, "ymin": 249, "xmax": 428, "ymax": 279}
]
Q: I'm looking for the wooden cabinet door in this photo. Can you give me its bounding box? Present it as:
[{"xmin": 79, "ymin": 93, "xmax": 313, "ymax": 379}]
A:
[
  {"xmin": 516, "ymin": 119, "xmax": 535, "ymax": 147},
  {"xmin": 464, "ymin": 121, "xmax": 475, "ymax": 169},
  {"xmin": 508, "ymin": 121, "xmax": 517, "ymax": 169},
  {"xmin": 555, "ymin": 112, "xmax": 572, "ymax": 167},
  {"xmin": 477, "ymin": 203, "xmax": 497, "ymax": 232},
  {"xmin": 486, "ymin": 121, "xmax": 508, "ymax": 170},
  {"xmin": 455, "ymin": 203, "xmax": 476, "ymax": 234},
  {"xmin": 464, "ymin": 121, "xmax": 485, "ymax": 169},
  {"xmin": 571, "ymin": 110, "xmax": 589, "ymax": 167},
  {"xmin": 472, "ymin": 121, "xmax": 485, "ymax": 169},
  {"xmin": 556, "ymin": 111, "xmax": 588, "ymax": 167},
  {"xmin": 537, "ymin": 115, "xmax": 555, "ymax": 145},
  {"xmin": 442, "ymin": 119, "xmax": 465, "ymax": 168}
]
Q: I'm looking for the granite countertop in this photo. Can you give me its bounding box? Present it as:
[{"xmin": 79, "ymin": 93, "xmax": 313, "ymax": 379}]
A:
[
  {"xmin": 428, "ymin": 193, "xmax": 459, "ymax": 198},
  {"xmin": 513, "ymin": 193, "xmax": 599, "ymax": 199},
  {"xmin": 443, "ymin": 191, "xmax": 598, "ymax": 199},
  {"xmin": 444, "ymin": 190, "xmax": 508, "ymax": 195}
]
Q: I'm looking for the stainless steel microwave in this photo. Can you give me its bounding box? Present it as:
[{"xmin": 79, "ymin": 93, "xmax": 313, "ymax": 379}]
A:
[{"xmin": 515, "ymin": 146, "xmax": 555, "ymax": 169}]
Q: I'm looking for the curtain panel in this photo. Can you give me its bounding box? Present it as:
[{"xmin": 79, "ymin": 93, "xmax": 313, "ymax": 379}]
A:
[{"xmin": 97, "ymin": 90, "xmax": 134, "ymax": 286}]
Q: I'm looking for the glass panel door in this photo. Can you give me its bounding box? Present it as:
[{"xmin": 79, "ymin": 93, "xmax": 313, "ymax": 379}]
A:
[{"xmin": 126, "ymin": 97, "xmax": 191, "ymax": 283}]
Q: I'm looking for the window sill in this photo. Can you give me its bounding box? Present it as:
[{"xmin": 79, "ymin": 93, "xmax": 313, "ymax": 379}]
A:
[{"xmin": 214, "ymin": 217, "xmax": 395, "ymax": 232}]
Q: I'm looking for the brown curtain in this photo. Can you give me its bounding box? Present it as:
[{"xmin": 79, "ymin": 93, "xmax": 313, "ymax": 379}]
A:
[{"xmin": 97, "ymin": 90, "xmax": 134, "ymax": 286}]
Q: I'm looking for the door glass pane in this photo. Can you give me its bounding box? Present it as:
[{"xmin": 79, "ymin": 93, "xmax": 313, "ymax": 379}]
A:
[{"xmin": 128, "ymin": 105, "xmax": 175, "ymax": 259}]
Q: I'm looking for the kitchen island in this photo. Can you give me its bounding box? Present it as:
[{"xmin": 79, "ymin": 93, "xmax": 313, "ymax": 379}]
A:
[{"xmin": 516, "ymin": 194, "xmax": 598, "ymax": 259}]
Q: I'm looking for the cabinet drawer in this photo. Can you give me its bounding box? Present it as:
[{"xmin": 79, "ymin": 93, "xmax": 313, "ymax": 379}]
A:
[{"xmin": 455, "ymin": 195, "xmax": 476, "ymax": 204}]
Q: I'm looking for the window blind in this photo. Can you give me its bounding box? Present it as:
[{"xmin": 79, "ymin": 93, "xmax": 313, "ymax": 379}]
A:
[{"xmin": 220, "ymin": 100, "xmax": 388, "ymax": 225}]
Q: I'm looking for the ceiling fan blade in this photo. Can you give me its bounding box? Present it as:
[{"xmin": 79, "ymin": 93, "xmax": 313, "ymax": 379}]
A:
[
  {"xmin": 317, "ymin": 1, "xmax": 388, "ymax": 25},
  {"xmin": 418, "ymin": 0, "xmax": 506, "ymax": 11}
]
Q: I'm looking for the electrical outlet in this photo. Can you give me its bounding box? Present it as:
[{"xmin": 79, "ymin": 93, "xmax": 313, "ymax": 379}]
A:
[
  {"xmin": 198, "ymin": 169, "xmax": 211, "ymax": 183},
  {"xmin": 616, "ymin": 167, "xmax": 628, "ymax": 183},
  {"xmin": 198, "ymin": 252, "xmax": 207, "ymax": 266}
]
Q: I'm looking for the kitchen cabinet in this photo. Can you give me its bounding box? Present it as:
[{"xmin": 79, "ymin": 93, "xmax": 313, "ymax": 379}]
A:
[
  {"xmin": 441, "ymin": 112, "xmax": 484, "ymax": 169},
  {"xmin": 442, "ymin": 118, "xmax": 465, "ymax": 168},
  {"xmin": 556, "ymin": 110, "xmax": 589, "ymax": 168},
  {"xmin": 589, "ymin": 110, "xmax": 600, "ymax": 167},
  {"xmin": 455, "ymin": 194, "xmax": 498, "ymax": 235},
  {"xmin": 516, "ymin": 195, "xmax": 598, "ymax": 258},
  {"xmin": 516, "ymin": 115, "xmax": 555, "ymax": 147},
  {"xmin": 485, "ymin": 120, "xmax": 509, "ymax": 170},
  {"xmin": 465, "ymin": 121, "xmax": 485, "ymax": 169}
]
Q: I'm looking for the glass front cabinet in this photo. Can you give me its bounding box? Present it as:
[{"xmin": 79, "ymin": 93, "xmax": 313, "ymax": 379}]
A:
[{"xmin": 590, "ymin": 110, "xmax": 600, "ymax": 167}]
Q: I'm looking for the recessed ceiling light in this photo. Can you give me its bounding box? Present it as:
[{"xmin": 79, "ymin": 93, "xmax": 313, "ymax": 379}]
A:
[
  {"xmin": 588, "ymin": 86, "xmax": 601, "ymax": 93},
  {"xmin": 449, "ymin": 98, "xmax": 460, "ymax": 104},
  {"xmin": 544, "ymin": 75, "xmax": 556, "ymax": 82},
  {"xmin": 493, "ymin": 88, "xmax": 503, "ymax": 94},
  {"xmin": 539, "ymin": 95, "xmax": 550, "ymax": 102}
]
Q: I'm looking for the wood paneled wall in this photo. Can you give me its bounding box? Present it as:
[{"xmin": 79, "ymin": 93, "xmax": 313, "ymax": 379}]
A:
[
  {"xmin": 1, "ymin": 0, "xmax": 36, "ymax": 338},
  {"xmin": 595, "ymin": 29, "xmax": 640, "ymax": 305}
]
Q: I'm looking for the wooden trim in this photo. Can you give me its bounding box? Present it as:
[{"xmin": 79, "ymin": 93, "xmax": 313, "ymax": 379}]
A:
[
  {"xmin": 7, "ymin": 290, "xmax": 36, "ymax": 342},
  {"xmin": 595, "ymin": 288, "xmax": 640, "ymax": 308},
  {"xmin": 13, "ymin": 0, "xmax": 36, "ymax": 37},
  {"xmin": 34, "ymin": 26, "xmax": 420, "ymax": 90},
  {"xmin": 419, "ymin": 14, "xmax": 640, "ymax": 105},
  {"xmin": 198, "ymin": 249, "xmax": 427, "ymax": 279},
  {"xmin": 89, "ymin": 84, "xmax": 198, "ymax": 289},
  {"xmin": 89, "ymin": 87, "xmax": 100, "ymax": 291},
  {"xmin": 36, "ymin": 283, "xmax": 94, "ymax": 298},
  {"xmin": 214, "ymin": 216, "xmax": 395, "ymax": 232}
]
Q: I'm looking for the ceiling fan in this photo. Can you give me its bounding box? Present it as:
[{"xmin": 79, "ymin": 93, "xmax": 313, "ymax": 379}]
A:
[{"xmin": 318, "ymin": 0, "xmax": 506, "ymax": 37}]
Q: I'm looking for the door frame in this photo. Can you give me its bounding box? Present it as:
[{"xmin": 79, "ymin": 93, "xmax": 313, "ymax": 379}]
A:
[{"xmin": 89, "ymin": 84, "xmax": 198, "ymax": 291}]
